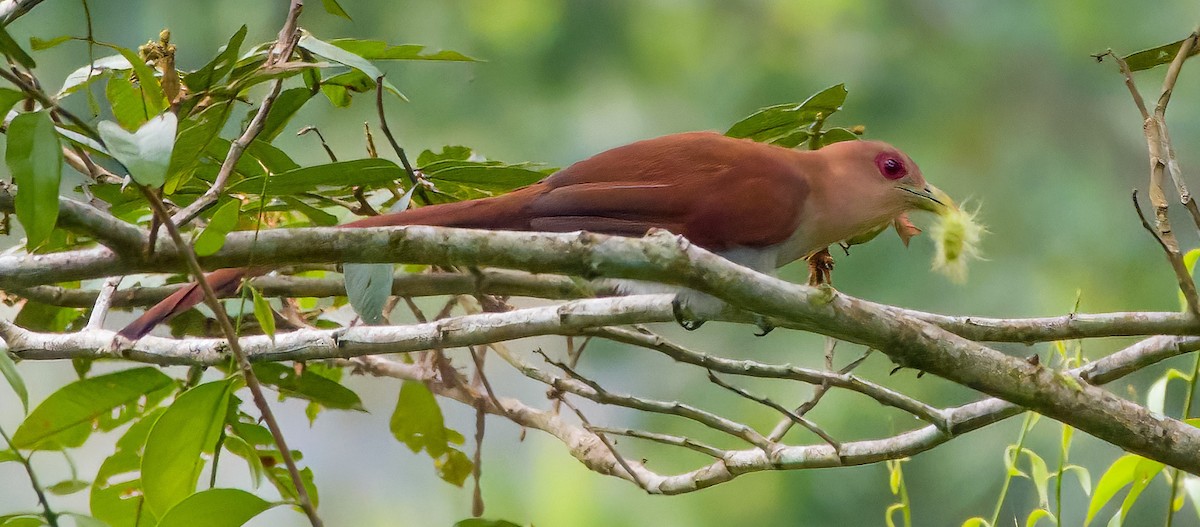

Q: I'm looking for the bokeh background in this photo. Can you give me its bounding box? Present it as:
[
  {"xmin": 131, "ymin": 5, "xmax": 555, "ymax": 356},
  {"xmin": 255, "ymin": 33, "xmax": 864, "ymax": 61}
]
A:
[{"xmin": 4, "ymin": 0, "xmax": 1200, "ymax": 525}]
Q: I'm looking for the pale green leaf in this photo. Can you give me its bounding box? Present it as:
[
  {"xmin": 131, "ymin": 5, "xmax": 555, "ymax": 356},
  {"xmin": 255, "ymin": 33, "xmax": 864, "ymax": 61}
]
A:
[
  {"xmin": 344, "ymin": 263, "xmax": 392, "ymax": 325},
  {"xmin": 249, "ymin": 285, "xmax": 276, "ymax": 341},
  {"xmin": 98, "ymin": 112, "xmax": 178, "ymax": 187}
]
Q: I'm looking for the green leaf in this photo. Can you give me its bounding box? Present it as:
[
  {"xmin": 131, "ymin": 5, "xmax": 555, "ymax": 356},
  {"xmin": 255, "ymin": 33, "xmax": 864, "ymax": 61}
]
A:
[
  {"xmin": 417, "ymin": 145, "xmax": 472, "ymax": 166},
  {"xmin": 249, "ymin": 285, "xmax": 276, "ymax": 341},
  {"xmin": 1086, "ymin": 454, "xmax": 1163, "ymax": 526},
  {"xmin": 1183, "ymin": 474, "xmax": 1200, "ymax": 521},
  {"xmin": 725, "ymin": 84, "xmax": 847, "ymax": 142},
  {"xmin": 1123, "ymin": 38, "xmax": 1200, "ymax": 72},
  {"xmin": 29, "ymin": 35, "xmax": 73, "ymax": 50},
  {"xmin": 421, "ymin": 160, "xmax": 547, "ymax": 193},
  {"xmin": 0, "ymin": 450, "xmax": 19, "ymax": 463},
  {"xmin": 104, "ymin": 43, "xmax": 166, "ymax": 117},
  {"xmin": 184, "ymin": 26, "xmax": 247, "ymax": 93},
  {"xmin": 0, "ymin": 23, "xmax": 35, "ymax": 68},
  {"xmin": 1147, "ymin": 368, "xmax": 1191, "ymax": 416},
  {"xmin": 193, "ymin": 199, "xmax": 241, "ymax": 256},
  {"xmin": 0, "ymin": 516, "xmax": 45, "ymax": 527},
  {"xmin": 391, "ymin": 381, "xmax": 450, "ymax": 455},
  {"xmin": 258, "ymin": 87, "xmax": 313, "ymax": 142},
  {"xmin": 437, "ymin": 447, "xmax": 472, "ymax": 486},
  {"xmin": 330, "ymin": 39, "xmax": 479, "ymax": 62},
  {"xmin": 142, "ymin": 379, "xmax": 234, "ymax": 517},
  {"xmin": 960, "ymin": 520, "xmax": 990, "ymax": 527},
  {"xmin": 1025, "ymin": 509, "xmax": 1056, "ymax": 527},
  {"xmin": 267, "ymin": 465, "xmax": 318, "ymax": 508},
  {"xmin": 297, "ymin": 31, "xmax": 405, "ymax": 100},
  {"xmin": 344, "ymin": 263, "xmax": 392, "ymax": 325},
  {"xmin": 6, "ymin": 110, "xmax": 63, "ymax": 249},
  {"xmin": 454, "ymin": 520, "xmax": 524, "ymax": 527},
  {"xmin": 166, "ymin": 101, "xmax": 233, "ymax": 193},
  {"xmin": 157, "ymin": 488, "xmax": 273, "ymax": 527},
  {"xmin": 90, "ymin": 407, "xmax": 165, "ymax": 527},
  {"xmin": 46, "ymin": 479, "xmax": 89, "ymax": 495},
  {"xmin": 279, "ymin": 196, "xmax": 338, "ymax": 226},
  {"xmin": 107, "ymin": 69, "xmax": 153, "ymax": 129},
  {"xmin": 13, "ymin": 300, "xmax": 82, "ymax": 332},
  {"xmin": 57, "ymin": 55, "xmax": 131, "ymax": 98},
  {"xmin": 221, "ymin": 435, "xmax": 266, "ymax": 486},
  {"xmin": 320, "ymin": 0, "xmax": 352, "ymax": 20},
  {"xmin": 0, "ymin": 88, "xmax": 26, "ymax": 118},
  {"xmin": 12, "ymin": 367, "xmax": 173, "ymax": 450},
  {"xmin": 252, "ymin": 362, "xmax": 365, "ymax": 411},
  {"xmin": 820, "ymin": 127, "xmax": 859, "ymax": 146},
  {"xmin": 98, "ymin": 112, "xmax": 178, "ymax": 187},
  {"xmin": 227, "ymin": 158, "xmax": 405, "ymax": 195},
  {"xmin": 0, "ymin": 347, "xmax": 28, "ymax": 414}
]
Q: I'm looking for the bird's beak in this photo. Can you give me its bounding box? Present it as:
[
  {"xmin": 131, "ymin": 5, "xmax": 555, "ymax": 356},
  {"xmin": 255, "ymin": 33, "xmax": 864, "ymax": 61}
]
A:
[{"xmin": 898, "ymin": 183, "xmax": 955, "ymax": 214}]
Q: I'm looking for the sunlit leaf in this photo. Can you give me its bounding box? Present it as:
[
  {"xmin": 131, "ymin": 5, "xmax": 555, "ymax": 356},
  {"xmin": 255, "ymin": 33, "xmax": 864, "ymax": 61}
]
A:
[
  {"xmin": 157, "ymin": 488, "xmax": 274, "ymax": 527},
  {"xmin": 12, "ymin": 367, "xmax": 172, "ymax": 450},
  {"xmin": 960, "ymin": 518, "xmax": 990, "ymax": 527},
  {"xmin": 1025, "ymin": 508, "xmax": 1056, "ymax": 527},
  {"xmin": 6, "ymin": 110, "xmax": 63, "ymax": 249},
  {"xmin": 726, "ymin": 84, "xmax": 847, "ymax": 142},
  {"xmin": 391, "ymin": 381, "xmax": 450, "ymax": 455},
  {"xmin": 1085, "ymin": 454, "xmax": 1162, "ymax": 526},
  {"xmin": 142, "ymin": 379, "xmax": 234, "ymax": 517}
]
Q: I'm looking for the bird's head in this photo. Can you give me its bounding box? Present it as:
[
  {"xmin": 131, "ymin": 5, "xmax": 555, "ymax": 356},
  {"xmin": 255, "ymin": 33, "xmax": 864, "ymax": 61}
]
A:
[{"xmin": 818, "ymin": 139, "xmax": 954, "ymax": 218}]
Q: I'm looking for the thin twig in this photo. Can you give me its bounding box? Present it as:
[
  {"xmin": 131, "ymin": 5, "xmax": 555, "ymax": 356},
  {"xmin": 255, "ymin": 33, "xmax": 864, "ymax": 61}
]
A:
[
  {"xmin": 1132, "ymin": 190, "xmax": 1200, "ymax": 316},
  {"xmin": 555, "ymin": 394, "xmax": 646, "ymax": 490},
  {"xmin": 0, "ymin": 425, "xmax": 59, "ymax": 527},
  {"xmin": 706, "ymin": 370, "xmax": 840, "ymax": 453},
  {"xmin": 586, "ymin": 425, "xmax": 726, "ymax": 458},
  {"xmin": 137, "ymin": 186, "xmax": 322, "ymax": 527},
  {"xmin": 374, "ymin": 76, "xmax": 431, "ymax": 206}
]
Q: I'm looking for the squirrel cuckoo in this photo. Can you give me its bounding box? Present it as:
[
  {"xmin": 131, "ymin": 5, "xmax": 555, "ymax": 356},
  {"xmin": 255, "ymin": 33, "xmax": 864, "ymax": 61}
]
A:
[{"xmin": 118, "ymin": 131, "xmax": 951, "ymax": 339}]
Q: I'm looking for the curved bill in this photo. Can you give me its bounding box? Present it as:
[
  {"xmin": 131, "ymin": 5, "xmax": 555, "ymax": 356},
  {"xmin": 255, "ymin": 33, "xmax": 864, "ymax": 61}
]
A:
[{"xmin": 898, "ymin": 183, "xmax": 956, "ymax": 214}]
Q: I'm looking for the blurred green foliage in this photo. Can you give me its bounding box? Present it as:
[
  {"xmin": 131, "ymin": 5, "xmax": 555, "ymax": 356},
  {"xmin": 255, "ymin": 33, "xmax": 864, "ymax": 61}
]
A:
[{"xmin": 2, "ymin": 1, "xmax": 1200, "ymax": 526}]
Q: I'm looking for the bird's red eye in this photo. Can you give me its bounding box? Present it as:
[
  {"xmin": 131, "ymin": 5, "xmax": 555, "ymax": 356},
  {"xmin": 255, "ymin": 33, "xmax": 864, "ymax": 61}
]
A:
[{"xmin": 875, "ymin": 153, "xmax": 907, "ymax": 180}]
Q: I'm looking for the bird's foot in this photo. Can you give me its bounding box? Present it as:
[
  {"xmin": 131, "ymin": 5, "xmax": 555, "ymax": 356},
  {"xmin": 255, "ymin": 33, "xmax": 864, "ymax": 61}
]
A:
[
  {"xmin": 753, "ymin": 314, "xmax": 775, "ymax": 337},
  {"xmin": 807, "ymin": 248, "xmax": 836, "ymax": 286},
  {"xmin": 671, "ymin": 296, "xmax": 706, "ymax": 331}
]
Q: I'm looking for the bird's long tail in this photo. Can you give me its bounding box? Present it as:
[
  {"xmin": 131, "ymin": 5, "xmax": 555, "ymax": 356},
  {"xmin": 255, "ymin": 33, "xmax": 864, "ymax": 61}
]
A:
[{"xmin": 117, "ymin": 188, "xmax": 540, "ymax": 340}]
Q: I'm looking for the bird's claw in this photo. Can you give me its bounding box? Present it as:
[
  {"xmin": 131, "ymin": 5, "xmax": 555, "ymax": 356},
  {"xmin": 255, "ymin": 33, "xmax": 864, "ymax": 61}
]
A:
[
  {"xmin": 753, "ymin": 315, "xmax": 774, "ymax": 337},
  {"xmin": 671, "ymin": 296, "xmax": 706, "ymax": 331}
]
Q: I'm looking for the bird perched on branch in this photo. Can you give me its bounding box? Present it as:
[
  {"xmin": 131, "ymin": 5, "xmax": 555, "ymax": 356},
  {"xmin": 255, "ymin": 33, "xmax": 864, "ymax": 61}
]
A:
[{"xmin": 119, "ymin": 131, "xmax": 956, "ymax": 339}]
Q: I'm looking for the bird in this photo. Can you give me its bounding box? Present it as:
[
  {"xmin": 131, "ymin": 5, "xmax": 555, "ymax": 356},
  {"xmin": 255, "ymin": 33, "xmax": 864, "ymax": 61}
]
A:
[{"xmin": 118, "ymin": 131, "xmax": 952, "ymax": 340}]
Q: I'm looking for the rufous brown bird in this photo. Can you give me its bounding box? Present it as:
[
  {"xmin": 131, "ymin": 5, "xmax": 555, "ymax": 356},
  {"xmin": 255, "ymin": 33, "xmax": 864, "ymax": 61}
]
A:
[{"xmin": 119, "ymin": 131, "xmax": 952, "ymax": 339}]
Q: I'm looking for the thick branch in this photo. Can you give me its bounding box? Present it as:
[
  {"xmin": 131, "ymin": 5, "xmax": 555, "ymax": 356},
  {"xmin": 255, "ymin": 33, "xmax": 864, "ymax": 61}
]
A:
[{"xmin": 0, "ymin": 184, "xmax": 148, "ymax": 254}]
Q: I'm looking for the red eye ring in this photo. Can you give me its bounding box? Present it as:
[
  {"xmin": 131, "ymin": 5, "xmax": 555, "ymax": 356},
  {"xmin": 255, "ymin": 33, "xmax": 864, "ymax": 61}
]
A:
[{"xmin": 875, "ymin": 152, "xmax": 907, "ymax": 180}]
